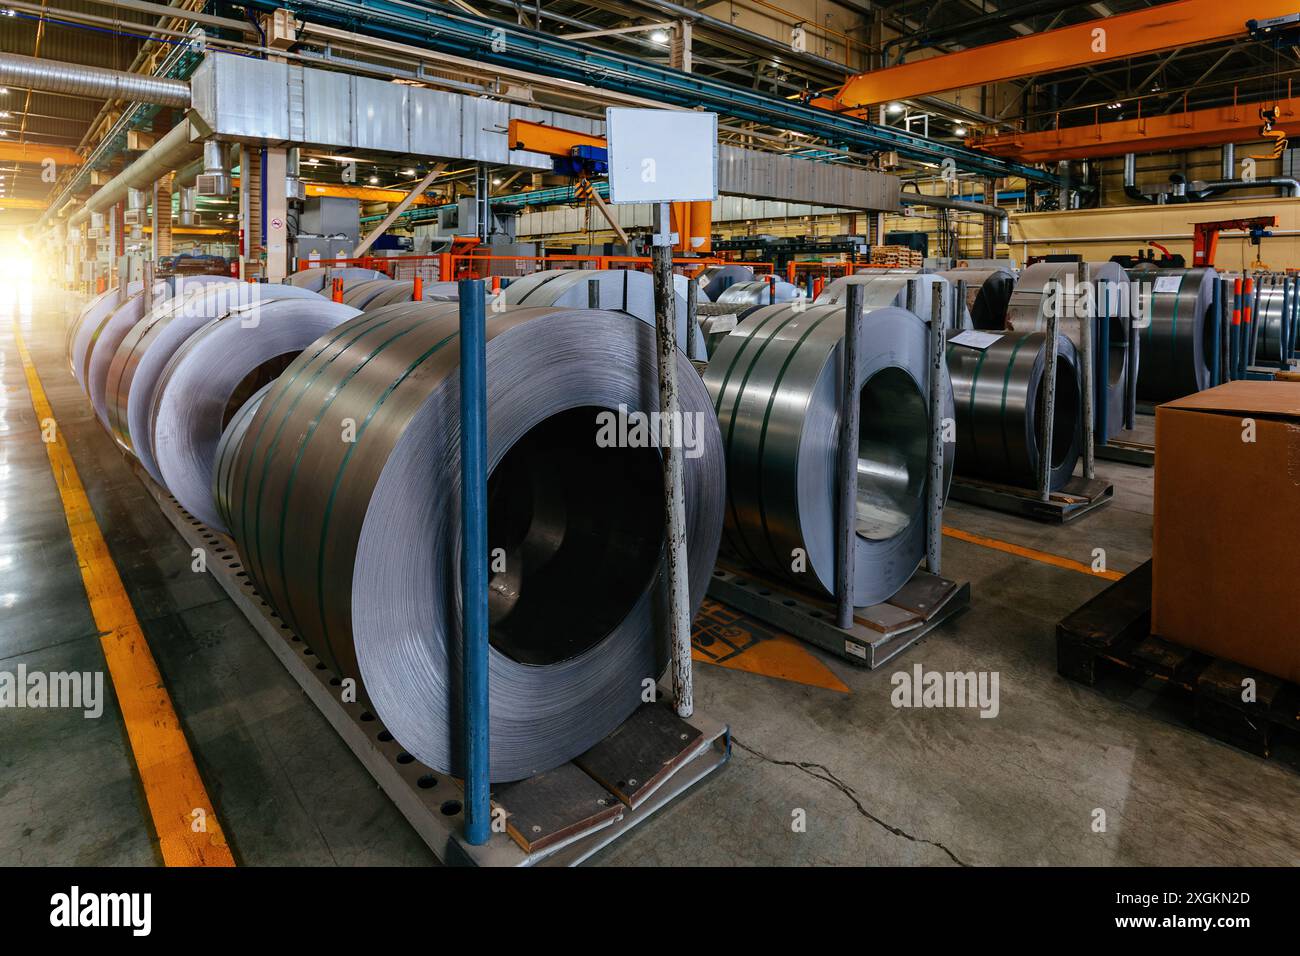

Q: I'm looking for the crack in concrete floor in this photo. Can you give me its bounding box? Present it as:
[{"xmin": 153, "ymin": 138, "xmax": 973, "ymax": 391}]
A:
[{"xmin": 732, "ymin": 736, "xmax": 970, "ymax": 866}]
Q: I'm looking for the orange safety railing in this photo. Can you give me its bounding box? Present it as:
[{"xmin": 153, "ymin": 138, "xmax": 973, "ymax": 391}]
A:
[{"xmin": 295, "ymin": 251, "xmax": 778, "ymax": 283}]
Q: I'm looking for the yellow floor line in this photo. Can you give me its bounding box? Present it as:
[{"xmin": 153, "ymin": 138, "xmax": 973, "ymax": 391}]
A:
[
  {"xmin": 942, "ymin": 525, "xmax": 1125, "ymax": 582},
  {"xmin": 12, "ymin": 321, "xmax": 235, "ymax": 867}
]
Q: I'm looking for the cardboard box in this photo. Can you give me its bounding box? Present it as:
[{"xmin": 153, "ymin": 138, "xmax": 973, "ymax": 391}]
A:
[{"xmin": 1152, "ymin": 381, "xmax": 1300, "ymax": 684}]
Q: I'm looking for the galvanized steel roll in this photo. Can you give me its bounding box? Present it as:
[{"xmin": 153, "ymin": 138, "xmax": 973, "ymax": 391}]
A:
[
  {"xmin": 1003, "ymin": 261, "xmax": 1134, "ymax": 441},
  {"xmin": 360, "ymin": 280, "xmax": 461, "ymax": 311},
  {"xmin": 1135, "ymin": 267, "xmax": 1216, "ymax": 403},
  {"xmin": 212, "ymin": 382, "xmax": 273, "ymax": 534},
  {"xmin": 1252, "ymin": 282, "xmax": 1292, "ymax": 365},
  {"xmin": 814, "ymin": 273, "xmax": 971, "ymax": 329},
  {"xmin": 937, "ymin": 267, "xmax": 1015, "ymax": 331},
  {"xmin": 286, "ymin": 266, "xmax": 385, "ymax": 292},
  {"xmin": 701, "ymin": 263, "xmax": 755, "ymax": 300},
  {"xmin": 105, "ymin": 283, "xmax": 326, "ymax": 480},
  {"xmin": 340, "ymin": 277, "xmax": 396, "ymax": 309},
  {"xmin": 946, "ymin": 331, "xmax": 1082, "ymax": 491},
  {"xmin": 85, "ymin": 275, "xmax": 236, "ymax": 428},
  {"xmin": 715, "ymin": 279, "xmax": 802, "ymax": 306},
  {"xmin": 223, "ymin": 301, "xmax": 724, "ymax": 780},
  {"xmin": 68, "ymin": 280, "xmax": 145, "ymax": 388},
  {"xmin": 501, "ymin": 268, "xmax": 707, "ymax": 361},
  {"xmin": 704, "ymin": 302, "xmax": 955, "ymax": 606},
  {"xmin": 150, "ymin": 297, "xmax": 361, "ymax": 532}
]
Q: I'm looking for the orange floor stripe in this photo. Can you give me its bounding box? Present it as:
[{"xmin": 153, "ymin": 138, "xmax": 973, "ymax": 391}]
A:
[
  {"xmin": 942, "ymin": 525, "xmax": 1125, "ymax": 581},
  {"xmin": 13, "ymin": 320, "xmax": 235, "ymax": 867},
  {"xmin": 692, "ymin": 637, "xmax": 851, "ymax": 693}
]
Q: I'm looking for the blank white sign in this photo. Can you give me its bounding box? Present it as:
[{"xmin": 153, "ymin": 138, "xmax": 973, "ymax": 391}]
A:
[{"xmin": 605, "ymin": 108, "xmax": 718, "ymax": 204}]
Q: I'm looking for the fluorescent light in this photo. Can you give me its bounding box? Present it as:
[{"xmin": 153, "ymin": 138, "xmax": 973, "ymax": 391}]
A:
[
  {"xmin": 650, "ymin": 29, "xmax": 668, "ymax": 43},
  {"xmin": 401, "ymin": 168, "xmax": 416, "ymax": 176},
  {"xmin": 887, "ymin": 102, "xmax": 904, "ymax": 115}
]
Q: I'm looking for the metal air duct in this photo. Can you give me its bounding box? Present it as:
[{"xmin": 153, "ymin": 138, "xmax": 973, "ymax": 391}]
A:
[
  {"xmin": 70, "ymin": 119, "xmax": 202, "ymax": 225},
  {"xmin": 0, "ymin": 52, "xmax": 190, "ymax": 109},
  {"xmin": 197, "ymin": 140, "xmax": 233, "ymax": 197}
]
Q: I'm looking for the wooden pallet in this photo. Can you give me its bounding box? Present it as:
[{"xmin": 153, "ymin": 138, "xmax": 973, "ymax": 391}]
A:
[{"xmin": 1057, "ymin": 560, "xmax": 1300, "ymax": 768}]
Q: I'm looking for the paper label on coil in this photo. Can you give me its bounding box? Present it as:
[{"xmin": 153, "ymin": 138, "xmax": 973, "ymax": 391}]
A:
[
  {"xmin": 1154, "ymin": 276, "xmax": 1182, "ymax": 293},
  {"xmin": 949, "ymin": 330, "xmax": 1004, "ymax": 350},
  {"xmin": 844, "ymin": 639, "xmax": 867, "ymax": 660},
  {"xmin": 706, "ymin": 315, "xmax": 737, "ymax": 333}
]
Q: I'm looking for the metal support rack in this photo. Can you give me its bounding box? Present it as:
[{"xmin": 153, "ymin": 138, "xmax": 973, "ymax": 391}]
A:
[
  {"xmin": 707, "ymin": 278, "xmax": 970, "ymax": 667},
  {"xmin": 138, "ymin": 473, "xmax": 730, "ymax": 866}
]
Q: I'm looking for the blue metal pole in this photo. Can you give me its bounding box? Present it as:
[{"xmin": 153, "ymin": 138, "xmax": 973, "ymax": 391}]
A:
[
  {"xmin": 1210, "ymin": 277, "xmax": 1221, "ymax": 386},
  {"xmin": 1097, "ymin": 278, "xmax": 1109, "ymax": 442},
  {"xmin": 458, "ymin": 277, "xmax": 490, "ymax": 846}
]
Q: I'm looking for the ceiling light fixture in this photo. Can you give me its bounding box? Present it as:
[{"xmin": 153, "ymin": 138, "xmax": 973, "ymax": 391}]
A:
[
  {"xmin": 649, "ymin": 29, "xmax": 668, "ymax": 44},
  {"xmin": 887, "ymin": 102, "xmax": 904, "ymax": 115},
  {"xmin": 954, "ymin": 125, "xmax": 968, "ymax": 137}
]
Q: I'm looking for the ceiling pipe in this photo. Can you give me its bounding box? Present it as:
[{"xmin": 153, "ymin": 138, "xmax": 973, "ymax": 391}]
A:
[
  {"xmin": 0, "ymin": 52, "xmax": 190, "ymax": 109},
  {"xmin": 69, "ymin": 119, "xmax": 201, "ymax": 225},
  {"xmin": 1123, "ymin": 152, "xmax": 1153, "ymax": 204},
  {"xmin": 899, "ymin": 191, "xmax": 1009, "ymax": 244}
]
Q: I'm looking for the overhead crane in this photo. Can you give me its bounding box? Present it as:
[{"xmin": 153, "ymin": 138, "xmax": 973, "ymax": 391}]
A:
[{"xmin": 820, "ymin": 1, "xmax": 1300, "ymax": 110}]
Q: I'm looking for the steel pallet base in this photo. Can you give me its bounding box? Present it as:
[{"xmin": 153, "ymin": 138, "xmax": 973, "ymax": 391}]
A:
[
  {"xmin": 707, "ymin": 563, "xmax": 970, "ymax": 668},
  {"xmin": 948, "ymin": 474, "xmax": 1113, "ymax": 523},
  {"xmin": 138, "ymin": 471, "xmax": 730, "ymax": 866},
  {"xmin": 1096, "ymin": 438, "xmax": 1154, "ymax": 467}
]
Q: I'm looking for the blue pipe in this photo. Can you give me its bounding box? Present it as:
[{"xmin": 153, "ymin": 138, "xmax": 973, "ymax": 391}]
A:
[
  {"xmin": 1097, "ymin": 278, "xmax": 1109, "ymax": 441},
  {"xmin": 245, "ymin": 0, "xmax": 1058, "ymax": 184},
  {"xmin": 458, "ymin": 278, "xmax": 490, "ymax": 846}
]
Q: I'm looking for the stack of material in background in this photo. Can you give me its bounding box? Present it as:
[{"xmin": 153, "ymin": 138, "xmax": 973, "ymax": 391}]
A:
[{"xmin": 869, "ymin": 245, "xmax": 924, "ymax": 269}]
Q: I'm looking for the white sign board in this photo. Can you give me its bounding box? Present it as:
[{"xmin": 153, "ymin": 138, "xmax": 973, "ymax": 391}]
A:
[
  {"xmin": 1153, "ymin": 275, "xmax": 1182, "ymax": 294},
  {"xmin": 605, "ymin": 108, "xmax": 718, "ymax": 204},
  {"xmin": 949, "ymin": 330, "xmax": 1004, "ymax": 351}
]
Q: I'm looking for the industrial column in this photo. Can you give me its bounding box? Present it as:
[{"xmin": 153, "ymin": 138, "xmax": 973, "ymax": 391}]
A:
[{"xmin": 263, "ymin": 148, "xmax": 289, "ymax": 282}]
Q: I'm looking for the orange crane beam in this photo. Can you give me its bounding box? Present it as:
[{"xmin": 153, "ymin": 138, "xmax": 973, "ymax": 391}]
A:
[
  {"xmin": 831, "ymin": 1, "xmax": 1300, "ymax": 109},
  {"xmin": 968, "ymin": 96, "xmax": 1300, "ymax": 162},
  {"xmin": 0, "ymin": 142, "xmax": 85, "ymax": 166}
]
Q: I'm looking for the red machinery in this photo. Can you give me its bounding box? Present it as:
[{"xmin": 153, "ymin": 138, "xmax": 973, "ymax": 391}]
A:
[{"xmin": 1191, "ymin": 215, "xmax": 1277, "ymax": 267}]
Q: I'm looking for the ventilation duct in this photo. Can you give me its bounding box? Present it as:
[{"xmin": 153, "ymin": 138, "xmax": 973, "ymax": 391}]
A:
[
  {"xmin": 197, "ymin": 140, "xmax": 233, "ymax": 197},
  {"xmin": 0, "ymin": 52, "xmax": 190, "ymax": 109},
  {"xmin": 178, "ymin": 186, "xmax": 198, "ymax": 227},
  {"xmin": 70, "ymin": 119, "xmax": 201, "ymax": 226}
]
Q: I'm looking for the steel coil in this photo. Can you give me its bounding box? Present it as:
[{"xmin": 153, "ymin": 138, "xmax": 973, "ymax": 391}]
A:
[
  {"xmin": 105, "ymin": 283, "xmax": 325, "ymax": 479},
  {"xmin": 715, "ymin": 279, "xmax": 802, "ymax": 306},
  {"xmin": 704, "ymin": 302, "xmax": 955, "ymax": 605},
  {"xmin": 286, "ymin": 266, "xmax": 385, "ymax": 292},
  {"xmin": 1004, "ymin": 261, "xmax": 1135, "ymax": 441},
  {"xmin": 815, "ymin": 273, "xmax": 971, "ymax": 329},
  {"xmin": 361, "ymin": 280, "xmax": 461, "ymax": 311},
  {"xmin": 213, "ymin": 382, "xmax": 273, "ymax": 533},
  {"xmin": 85, "ymin": 275, "xmax": 236, "ymax": 428},
  {"xmin": 1252, "ymin": 282, "xmax": 1292, "ymax": 365},
  {"xmin": 501, "ymin": 268, "xmax": 707, "ymax": 361},
  {"xmin": 68, "ymin": 280, "xmax": 145, "ymax": 388},
  {"xmin": 1135, "ymin": 267, "xmax": 1216, "ymax": 403},
  {"xmin": 151, "ymin": 296, "xmax": 361, "ymax": 532},
  {"xmin": 222, "ymin": 301, "xmax": 724, "ymax": 780},
  {"xmin": 700, "ymin": 264, "xmax": 754, "ymax": 300},
  {"xmin": 937, "ymin": 267, "xmax": 1015, "ymax": 331},
  {"xmin": 946, "ymin": 331, "xmax": 1082, "ymax": 491},
  {"xmin": 340, "ymin": 277, "xmax": 397, "ymax": 309}
]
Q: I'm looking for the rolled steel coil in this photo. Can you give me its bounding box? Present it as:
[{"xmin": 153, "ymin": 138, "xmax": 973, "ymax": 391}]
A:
[
  {"xmin": 340, "ymin": 277, "xmax": 397, "ymax": 309},
  {"xmin": 814, "ymin": 273, "xmax": 971, "ymax": 329},
  {"xmin": 105, "ymin": 283, "xmax": 325, "ymax": 479},
  {"xmin": 937, "ymin": 267, "xmax": 1015, "ymax": 331},
  {"xmin": 501, "ymin": 268, "xmax": 707, "ymax": 361},
  {"xmin": 946, "ymin": 331, "xmax": 1082, "ymax": 491},
  {"xmin": 715, "ymin": 279, "xmax": 803, "ymax": 307},
  {"xmin": 1252, "ymin": 282, "xmax": 1293, "ymax": 365},
  {"xmin": 673, "ymin": 272, "xmax": 709, "ymax": 303},
  {"xmin": 212, "ymin": 382, "xmax": 273, "ymax": 533},
  {"xmin": 360, "ymin": 280, "xmax": 461, "ymax": 311},
  {"xmin": 85, "ymin": 275, "xmax": 236, "ymax": 428},
  {"xmin": 1134, "ymin": 267, "xmax": 1216, "ymax": 402},
  {"xmin": 1003, "ymin": 261, "xmax": 1135, "ymax": 442},
  {"xmin": 68, "ymin": 280, "xmax": 144, "ymax": 388},
  {"xmin": 704, "ymin": 302, "xmax": 955, "ymax": 606},
  {"xmin": 221, "ymin": 301, "xmax": 724, "ymax": 780},
  {"xmin": 700, "ymin": 263, "xmax": 755, "ymax": 300},
  {"xmin": 150, "ymin": 297, "xmax": 361, "ymax": 532},
  {"xmin": 286, "ymin": 266, "xmax": 385, "ymax": 292}
]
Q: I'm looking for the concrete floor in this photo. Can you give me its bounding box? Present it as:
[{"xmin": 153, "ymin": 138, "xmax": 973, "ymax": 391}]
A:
[{"xmin": 2, "ymin": 290, "xmax": 1298, "ymax": 867}]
